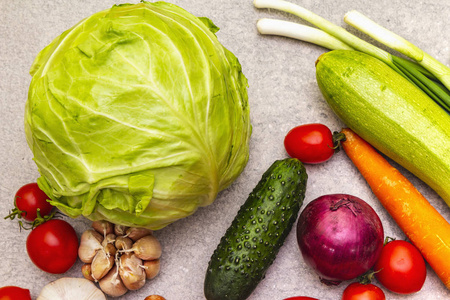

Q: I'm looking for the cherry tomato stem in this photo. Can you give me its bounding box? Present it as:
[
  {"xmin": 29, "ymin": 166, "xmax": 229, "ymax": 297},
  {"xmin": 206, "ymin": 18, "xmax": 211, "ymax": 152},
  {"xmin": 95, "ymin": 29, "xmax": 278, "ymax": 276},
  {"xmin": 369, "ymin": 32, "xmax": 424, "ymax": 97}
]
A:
[{"xmin": 5, "ymin": 183, "xmax": 54, "ymax": 229}]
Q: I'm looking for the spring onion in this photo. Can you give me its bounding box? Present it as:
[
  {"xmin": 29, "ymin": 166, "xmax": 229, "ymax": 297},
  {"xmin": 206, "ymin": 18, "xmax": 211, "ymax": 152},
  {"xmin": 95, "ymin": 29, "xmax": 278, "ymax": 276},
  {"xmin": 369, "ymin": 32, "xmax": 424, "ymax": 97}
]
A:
[
  {"xmin": 253, "ymin": 0, "xmax": 450, "ymax": 112},
  {"xmin": 344, "ymin": 10, "xmax": 450, "ymax": 90},
  {"xmin": 257, "ymin": 19, "xmax": 354, "ymax": 51}
]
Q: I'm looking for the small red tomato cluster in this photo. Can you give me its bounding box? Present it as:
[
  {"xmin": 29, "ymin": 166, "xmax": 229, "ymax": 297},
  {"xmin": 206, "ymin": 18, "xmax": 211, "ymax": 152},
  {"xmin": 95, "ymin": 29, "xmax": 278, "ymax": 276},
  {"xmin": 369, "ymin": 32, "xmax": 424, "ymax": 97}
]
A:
[
  {"xmin": 339, "ymin": 239, "xmax": 426, "ymax": 299},
  {"xmin": 5, "ymin": 183, "xmax": 79, "ymax": 275}
]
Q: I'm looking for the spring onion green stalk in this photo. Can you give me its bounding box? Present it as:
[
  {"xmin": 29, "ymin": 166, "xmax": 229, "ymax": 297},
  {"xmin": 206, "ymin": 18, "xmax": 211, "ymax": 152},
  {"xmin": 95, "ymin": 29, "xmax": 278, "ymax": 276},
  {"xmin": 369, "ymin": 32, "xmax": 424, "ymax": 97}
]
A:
[
  {"xmin": 344, "ymin": 10, "xmax": 450, "ymax": 92},
  {"xmin": 344, "ymin": 11, "xmax": 422, "ymax": 61},
  {"xmin": 253, "ymin": 0, "xmax": 450, "ymax": 112},
  {"xmin": 392, "ymin": 56, "xmax": 450, "ymax": 110}
]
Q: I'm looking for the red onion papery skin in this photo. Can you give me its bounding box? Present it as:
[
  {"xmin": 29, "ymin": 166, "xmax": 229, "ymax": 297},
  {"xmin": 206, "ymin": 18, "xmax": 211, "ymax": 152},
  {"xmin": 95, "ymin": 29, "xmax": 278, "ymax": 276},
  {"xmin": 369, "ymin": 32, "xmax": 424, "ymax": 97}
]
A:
[{"xmin": 296, "ymin": 194, "xmax": 384, "ymax": 285}]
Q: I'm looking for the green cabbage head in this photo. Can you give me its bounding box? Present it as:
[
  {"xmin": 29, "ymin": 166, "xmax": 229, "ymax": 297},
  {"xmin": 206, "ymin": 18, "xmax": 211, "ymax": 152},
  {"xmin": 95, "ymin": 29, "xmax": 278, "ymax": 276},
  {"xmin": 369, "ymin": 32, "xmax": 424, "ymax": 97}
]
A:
[{"xmin": 25, "ymin": 1, "xmax": 251, "ymax": 230}]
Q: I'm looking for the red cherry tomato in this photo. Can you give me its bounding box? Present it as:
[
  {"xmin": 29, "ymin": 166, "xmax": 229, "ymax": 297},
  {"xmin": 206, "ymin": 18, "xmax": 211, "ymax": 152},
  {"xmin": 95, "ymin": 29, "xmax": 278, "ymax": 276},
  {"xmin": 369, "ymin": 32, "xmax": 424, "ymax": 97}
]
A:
[
  {"xmin": 0, "ymin": 286, "xmax": 32, "ymax": 300},
  {"xmin": 284, "ymin": 124, "xmax": 336, "ymax": 164},
  {"xmin": 11, "ymin": 183, "xmax": 53, "ymax": 221},
  {"xmin": 342, "ymin": 282, "xmax": 385, "ymax": 300},
  {"xmin": 374, "ymin": 240, "xmax": 426, "ymax": 294},
  {"xmin": 26, "ymin": 219, "xmax": 79, "ymax": 274}
]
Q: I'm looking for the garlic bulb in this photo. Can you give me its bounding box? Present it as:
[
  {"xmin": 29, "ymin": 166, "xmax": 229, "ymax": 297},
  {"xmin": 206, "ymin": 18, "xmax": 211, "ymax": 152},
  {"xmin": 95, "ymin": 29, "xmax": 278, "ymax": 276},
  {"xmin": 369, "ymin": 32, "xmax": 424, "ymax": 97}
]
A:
[
  {"xmin": 37, "ymin": 278, "xmax": 106, "ymax": 300},
  {"xmin": 78, "ymin": 221, "xmax": 162, "ymax": 296}
]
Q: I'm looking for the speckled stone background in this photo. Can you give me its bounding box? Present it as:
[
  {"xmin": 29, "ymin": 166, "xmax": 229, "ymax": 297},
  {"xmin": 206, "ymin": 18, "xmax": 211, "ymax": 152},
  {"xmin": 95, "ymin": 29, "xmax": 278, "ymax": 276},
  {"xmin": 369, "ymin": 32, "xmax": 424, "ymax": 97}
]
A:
[{"xmin": 1, "ymin": 0, "xmax": 450, "ymax": 299}]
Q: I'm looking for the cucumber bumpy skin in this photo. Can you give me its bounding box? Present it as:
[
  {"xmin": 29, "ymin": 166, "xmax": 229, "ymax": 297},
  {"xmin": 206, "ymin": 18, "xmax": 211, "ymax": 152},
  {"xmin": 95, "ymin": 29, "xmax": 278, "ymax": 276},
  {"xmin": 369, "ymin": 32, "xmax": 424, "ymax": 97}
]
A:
[
  {"xmin": 316, "ymin": 50, "xmax": 450, "ymax": 207},
  {"xmin": 204, "ymin": 158, "xmax": 308, "ymax": 300}
]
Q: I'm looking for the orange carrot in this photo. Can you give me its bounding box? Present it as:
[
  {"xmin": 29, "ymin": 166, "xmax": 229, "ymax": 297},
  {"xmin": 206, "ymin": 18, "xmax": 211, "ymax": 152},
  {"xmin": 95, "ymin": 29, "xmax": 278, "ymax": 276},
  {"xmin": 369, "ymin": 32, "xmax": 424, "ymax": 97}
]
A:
[{"xmin": 341, "ymin": 127, "xmax": 450, "ymax": 289}]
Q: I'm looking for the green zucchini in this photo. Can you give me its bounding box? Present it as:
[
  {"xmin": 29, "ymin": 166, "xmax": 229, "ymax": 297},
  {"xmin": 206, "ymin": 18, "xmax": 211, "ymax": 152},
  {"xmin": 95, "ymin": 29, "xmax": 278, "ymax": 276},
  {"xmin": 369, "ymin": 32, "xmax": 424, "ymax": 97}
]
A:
[
  {"xmin": 316, "ymin": 50, "xmax": 450, "ymax": 207},
  {"xmin": 204, "ymin": 158, "xmax": 308, "ymax": 300}
]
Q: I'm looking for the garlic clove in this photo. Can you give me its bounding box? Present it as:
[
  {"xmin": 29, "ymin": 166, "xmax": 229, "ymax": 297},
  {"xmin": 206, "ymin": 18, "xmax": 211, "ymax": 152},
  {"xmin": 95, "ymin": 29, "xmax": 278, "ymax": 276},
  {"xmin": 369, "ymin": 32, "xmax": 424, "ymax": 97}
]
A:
[
  {"xmin": 114, "ymin": 224, "xmax": 129, "ymax": 236},
  {"xmin": 102, "ymin": 233, "xmax": 116, "ymax": 247},
  {"xmin": 132, "ymin": 235, "xmax": 162, "ymax": 260},
  {"xmin": 37, "ymin": 277, "xmax": 106, "ymax": 300},
  {"xmin": 99, "ymin": 265, "xmax": 128, "ymax": 297},
  {"xmin": 78, "ymin": 230, "xmax": 104, "ymax": 263},
  {"xmin": 115, "ymin": 236, "xmax": 133, "ymax": 250},
  {"xmin": 91, "ymin": 243, "xmax": 116, "ymax": 281},
  {"xmin": 125, "ymin": 227, "xmax": 153, "ymax": 241},
  {"xmin": 92, "ymin": 220, "xmax": 114, "ymax": 237},
  {"xmin": 81, "ymin": 264, "xmax": 95, "ymax": 282},
  {"xmin": 119, "ymin": 253, "xmax": 146, "ymax": 290},
  {"xmin": 143, "ymin": 259, "xmax": 160, "ymax": 279}
]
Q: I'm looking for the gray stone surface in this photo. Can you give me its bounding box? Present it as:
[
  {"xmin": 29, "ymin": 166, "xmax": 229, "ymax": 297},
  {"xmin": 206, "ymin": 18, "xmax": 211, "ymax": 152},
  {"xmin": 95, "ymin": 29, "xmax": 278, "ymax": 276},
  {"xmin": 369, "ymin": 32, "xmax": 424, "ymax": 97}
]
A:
[{"xmin": 1, "ymin": 0, "xmax": 450, "ymax": 299}]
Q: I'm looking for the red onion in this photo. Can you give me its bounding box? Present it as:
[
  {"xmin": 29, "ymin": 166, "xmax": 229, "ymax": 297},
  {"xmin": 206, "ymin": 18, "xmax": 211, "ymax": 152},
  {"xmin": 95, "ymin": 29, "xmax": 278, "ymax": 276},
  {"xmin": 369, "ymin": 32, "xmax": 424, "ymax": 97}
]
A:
[{"xmin": 296, "ymin": 194, "xmax": 384, "ymax": 285}]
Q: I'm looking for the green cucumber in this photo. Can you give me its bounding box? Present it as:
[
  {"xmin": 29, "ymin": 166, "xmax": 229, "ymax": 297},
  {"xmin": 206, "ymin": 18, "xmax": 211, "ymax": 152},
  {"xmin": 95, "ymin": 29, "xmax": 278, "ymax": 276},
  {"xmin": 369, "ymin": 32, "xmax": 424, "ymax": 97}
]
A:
[
  {"xmin": 316, "ymin": 50, "xmax": 450, "ymax": 207},
  {"xmin": 204, "ymin": 158, "xmax": 308, "ymax": 300}
]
